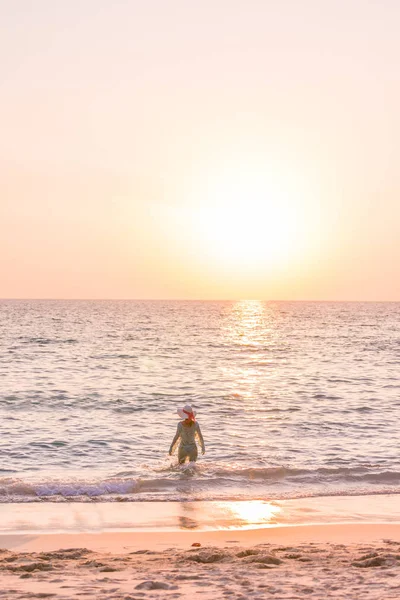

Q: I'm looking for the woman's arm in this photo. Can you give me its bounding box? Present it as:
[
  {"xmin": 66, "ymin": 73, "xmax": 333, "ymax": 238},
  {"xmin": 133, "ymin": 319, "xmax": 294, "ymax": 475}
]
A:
[
  {"xmin": 169, "ymin": 424, "xmax": 181, "ymax": 455},
  {"xmin": 196, "ymin": 423, "xmax": 206, "ymax": 454}
]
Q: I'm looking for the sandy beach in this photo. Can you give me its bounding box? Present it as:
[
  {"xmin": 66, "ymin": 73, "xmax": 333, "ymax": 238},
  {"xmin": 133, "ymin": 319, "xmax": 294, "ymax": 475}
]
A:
[{"xmin": 1, "ymin": 501, "xmax": 400, "ymax": 599}]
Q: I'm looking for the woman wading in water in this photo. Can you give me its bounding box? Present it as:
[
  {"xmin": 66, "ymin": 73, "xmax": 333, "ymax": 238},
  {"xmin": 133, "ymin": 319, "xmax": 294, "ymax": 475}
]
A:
[{"xmin": 169, "ymin": 404, "xmax": 205, "ymax": 464}]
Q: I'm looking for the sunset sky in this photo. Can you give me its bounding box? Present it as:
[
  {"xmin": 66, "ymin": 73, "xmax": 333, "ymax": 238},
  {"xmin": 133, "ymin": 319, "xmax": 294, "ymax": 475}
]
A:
[{"xmin": 1, "ymin": 0, "xmax": 400, "ymax": 300}]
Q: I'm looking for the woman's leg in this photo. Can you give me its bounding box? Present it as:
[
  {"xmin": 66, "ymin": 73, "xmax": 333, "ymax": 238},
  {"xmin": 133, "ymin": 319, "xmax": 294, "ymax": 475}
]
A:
[
  {"xmin": 188, "ymin": 446, "xmax": 198, "ymax": 462},
  {"xmin": 178, "ymin": 446, "xmax": 188, "ymax": 464}
]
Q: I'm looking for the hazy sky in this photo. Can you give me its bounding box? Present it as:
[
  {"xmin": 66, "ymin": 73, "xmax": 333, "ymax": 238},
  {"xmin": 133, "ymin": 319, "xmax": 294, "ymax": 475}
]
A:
[{"xmin": 1, "ymin": 0, "xmax": 400, "ymax": 300}]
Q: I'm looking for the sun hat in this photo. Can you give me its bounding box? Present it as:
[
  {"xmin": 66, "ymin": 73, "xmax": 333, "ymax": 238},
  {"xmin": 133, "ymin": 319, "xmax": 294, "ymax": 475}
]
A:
[{"xmin": 177, "ymin": 404, "xmax": 197, "ymax": 421}]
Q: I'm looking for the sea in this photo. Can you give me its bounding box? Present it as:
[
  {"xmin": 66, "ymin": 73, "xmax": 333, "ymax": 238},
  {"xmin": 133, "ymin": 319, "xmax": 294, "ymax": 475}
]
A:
[{"xmin": 1, "ymin": 299, "xmax": 399, "ymax": 504}]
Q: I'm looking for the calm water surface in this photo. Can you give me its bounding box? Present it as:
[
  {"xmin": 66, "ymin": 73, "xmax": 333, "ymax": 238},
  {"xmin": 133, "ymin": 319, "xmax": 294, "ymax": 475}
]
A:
[{"xmin": 0, "ymin": 300, "xmax": 399, "ymax": 502}]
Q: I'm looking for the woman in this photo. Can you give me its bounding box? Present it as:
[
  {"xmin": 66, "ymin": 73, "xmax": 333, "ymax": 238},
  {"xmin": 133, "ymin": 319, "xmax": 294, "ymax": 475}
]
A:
[{"xmin": 169, "ymin": 404, "xmax": 206, "ymax": 464}]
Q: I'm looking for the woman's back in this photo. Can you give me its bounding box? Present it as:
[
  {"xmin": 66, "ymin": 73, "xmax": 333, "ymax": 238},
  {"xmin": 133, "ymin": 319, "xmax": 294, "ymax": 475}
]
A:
[{"xmin": 178, "ymin": 421, "xmax": 200, "ymax": 446}]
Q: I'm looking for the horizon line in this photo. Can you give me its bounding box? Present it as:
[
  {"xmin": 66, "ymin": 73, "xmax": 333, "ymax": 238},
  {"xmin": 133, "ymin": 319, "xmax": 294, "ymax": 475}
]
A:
[{"xmin": 0, "ymin": 298, "xmax": 399, "ymax": 303}]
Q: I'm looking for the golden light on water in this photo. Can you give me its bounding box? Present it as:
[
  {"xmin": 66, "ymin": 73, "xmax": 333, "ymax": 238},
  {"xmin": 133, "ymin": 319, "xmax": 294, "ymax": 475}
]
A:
[
  {"xmin": 221, "ymin": 300, "xmax": 279, "ymax": 401},
  {"xmin": 231, "ymin": 300, "xmax": 268, "ymax": 341},
  {"xmin": 219, "ymin": 501, "xmax": 282, "ymax": 529},
  {"xmin": 176, "ymin": 501, "xmax": 283, "ymax": 530}
]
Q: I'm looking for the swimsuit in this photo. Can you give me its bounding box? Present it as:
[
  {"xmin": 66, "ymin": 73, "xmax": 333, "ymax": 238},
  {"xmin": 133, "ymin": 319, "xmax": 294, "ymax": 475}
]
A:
[{"xmin": 169, "ymin": 421, "xmax": 205, "ymax": 463}]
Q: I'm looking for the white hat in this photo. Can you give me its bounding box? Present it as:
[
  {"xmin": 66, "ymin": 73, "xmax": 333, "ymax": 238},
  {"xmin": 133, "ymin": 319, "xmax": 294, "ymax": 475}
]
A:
[{"xmin": 177, "ymin": 404, "xmax": 197, "ymax": 421}]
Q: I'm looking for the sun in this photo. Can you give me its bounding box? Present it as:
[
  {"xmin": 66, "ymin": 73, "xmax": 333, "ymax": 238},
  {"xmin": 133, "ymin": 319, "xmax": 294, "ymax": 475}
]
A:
[{"xmin": 192, "ymin": 166, "xmax": 307, "ymax": 272}]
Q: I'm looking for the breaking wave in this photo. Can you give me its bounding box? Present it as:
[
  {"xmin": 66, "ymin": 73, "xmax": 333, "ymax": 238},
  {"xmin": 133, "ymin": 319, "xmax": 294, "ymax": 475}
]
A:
[{"xmin": 2, "ymin": 465, "xmax": 400, "ymax": 503}]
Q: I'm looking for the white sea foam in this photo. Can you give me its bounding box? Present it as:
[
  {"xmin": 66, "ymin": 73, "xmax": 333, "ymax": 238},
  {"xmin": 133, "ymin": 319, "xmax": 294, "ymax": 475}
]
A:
[{"xmin": 1, "ymin": 465, "xmax": 400, "ymax": 503}]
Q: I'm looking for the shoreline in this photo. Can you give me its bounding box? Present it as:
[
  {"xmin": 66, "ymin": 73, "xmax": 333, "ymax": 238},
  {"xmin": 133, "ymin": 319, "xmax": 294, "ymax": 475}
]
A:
[
  {"xmin": 2, "ymin": 523, "xmax": 400, "ymax": 553},
  {"xmin": 2, "ymin": 494, "xmax": 400, "ymax": 552},
  {"xmin": 2, "ymin": 494, "xmax": 400, "ymax": 536}
]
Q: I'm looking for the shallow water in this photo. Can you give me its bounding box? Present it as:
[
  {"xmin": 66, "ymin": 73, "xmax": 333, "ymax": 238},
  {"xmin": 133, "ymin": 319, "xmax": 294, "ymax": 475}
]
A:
[
  {"xmin": 2, "ymin": 496, "xmax": 400, "ymax": 534},
  {"xmin": 1, "ymin": 299, "xmax": 399, "ymax": 502}
]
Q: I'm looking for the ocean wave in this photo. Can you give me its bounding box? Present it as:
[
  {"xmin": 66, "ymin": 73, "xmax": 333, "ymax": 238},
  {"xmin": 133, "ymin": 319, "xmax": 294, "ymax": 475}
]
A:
[
  {"xmin": 228, "ymin": 465, "xmax": 400, "ymax": 485},
  {"xmin": 19, "ymin": 337, "xmax": 78, "ymax": 345},
  {"xmin": 2, "ymin": 466, "xmax": 400, "ymax": 502},
  {"xmin": 0, "ymin": 477, "xmax": 139, "ymax": 499}
]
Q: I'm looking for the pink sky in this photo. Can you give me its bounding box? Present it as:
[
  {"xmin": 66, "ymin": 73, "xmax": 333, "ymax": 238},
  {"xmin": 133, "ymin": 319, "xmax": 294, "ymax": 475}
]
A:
[{"xmin": 1, "ymin": 0, "xmax": 400, "ymax": 300}]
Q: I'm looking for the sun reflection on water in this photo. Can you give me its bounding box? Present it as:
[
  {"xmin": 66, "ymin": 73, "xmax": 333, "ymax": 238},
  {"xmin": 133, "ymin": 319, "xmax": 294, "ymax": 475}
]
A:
[
  {"xmin": 222, "ymin": 300, "xmax": 280, "ymax": 402},
  {"xmin": 229, "ymin": 300, "xmax": 268, "ymax": 345},
  {"xmin": 176, "ymin": 500, "xmax": 283, "ymax": 530},
  {"xmin": 218, "ymin": 500, "xmax": 282, "ymax": 529}
]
